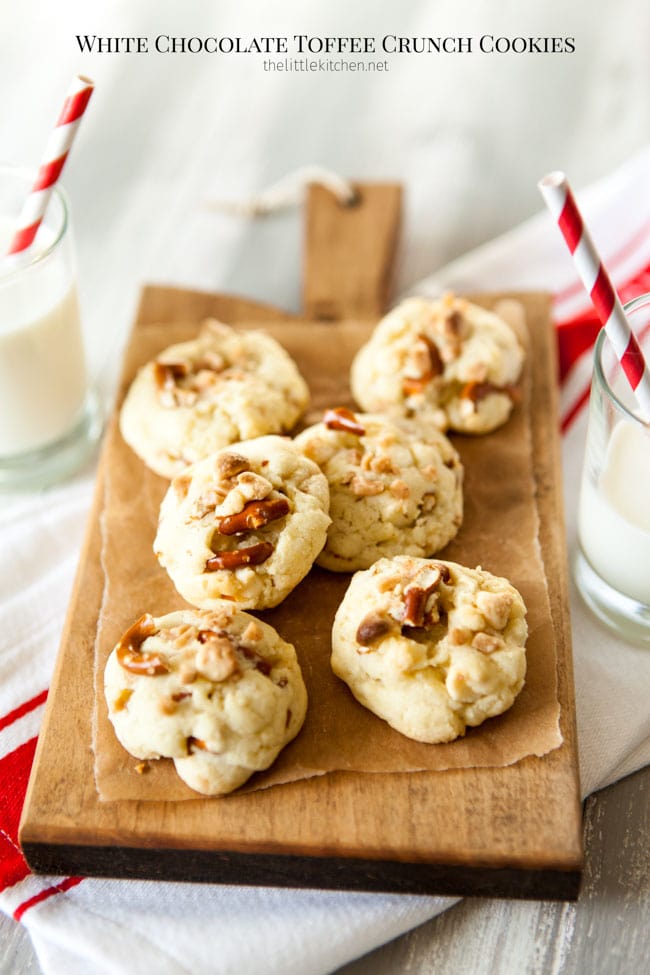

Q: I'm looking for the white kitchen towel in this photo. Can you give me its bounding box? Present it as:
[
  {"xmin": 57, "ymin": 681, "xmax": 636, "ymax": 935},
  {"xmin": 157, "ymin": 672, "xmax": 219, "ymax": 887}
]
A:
[{"xmin": 2, "ymin": 148, "xmax": 650, "ymax": 974}]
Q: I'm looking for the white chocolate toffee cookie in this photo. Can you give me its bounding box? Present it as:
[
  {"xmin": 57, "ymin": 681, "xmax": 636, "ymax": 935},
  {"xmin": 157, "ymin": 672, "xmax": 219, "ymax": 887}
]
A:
[
  {"xmin": 350, "ymin": 294, "xmax": 525, "ymax": 434},
  {"xmin": 104, "ymin": 607, "xmax": 307, "ymax": 796},
  {"xmin": 332, "ymin": 556, "xmax": 527, "ymax": 743},
  {"xmin": 294, "ymin": 408, "xmax": 463, "ymax": 571},
  {"xmin": 154, "ymin": 436, "xmax": 330, "ymax": 610},
  {"xmin": 120, "ymin": 319, "xmax": 309, "ymax": 478}
]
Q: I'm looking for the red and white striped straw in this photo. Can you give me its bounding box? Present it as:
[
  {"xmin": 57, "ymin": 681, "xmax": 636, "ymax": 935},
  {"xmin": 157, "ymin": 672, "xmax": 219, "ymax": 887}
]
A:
[
  {"xmin": 6, "ymin": 74, "xmax": 94, "ymax": 257},
  {"xmin": 538, "ymin": 170, "xmax": 650, "ymax": 420}
]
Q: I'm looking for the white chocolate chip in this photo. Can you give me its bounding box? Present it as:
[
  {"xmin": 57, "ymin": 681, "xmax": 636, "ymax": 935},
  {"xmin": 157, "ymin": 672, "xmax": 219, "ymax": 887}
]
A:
[
  {"xmin": 195, "ymin": 633, "xmax": 239, "ymax": 682},
  {"xmin": 476, "ymin": 590, "xmax": 513, "ymax": 629}
]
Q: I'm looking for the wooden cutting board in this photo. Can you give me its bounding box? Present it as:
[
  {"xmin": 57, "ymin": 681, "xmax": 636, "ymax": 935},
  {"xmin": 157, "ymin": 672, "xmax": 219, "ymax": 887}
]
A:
[{"xmin": 19, "ymin": 183, "xmax": 583, "ymax": 898}]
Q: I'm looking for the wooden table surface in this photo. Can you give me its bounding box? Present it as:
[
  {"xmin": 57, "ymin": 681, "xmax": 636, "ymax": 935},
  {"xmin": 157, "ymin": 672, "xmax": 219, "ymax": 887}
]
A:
[{"xmin": 2, "ymin": 763, "xmax": 648, "ymax": 974}]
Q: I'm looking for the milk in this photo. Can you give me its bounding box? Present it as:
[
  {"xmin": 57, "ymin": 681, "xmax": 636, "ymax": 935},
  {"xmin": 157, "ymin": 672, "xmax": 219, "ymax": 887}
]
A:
[
  {"xmin": 0, "ymin": 216, "xmax": 88, "ymax": 456},
  {"xmin": 578, "ymin": 421, "xmax": 650, "ymax": 605}
]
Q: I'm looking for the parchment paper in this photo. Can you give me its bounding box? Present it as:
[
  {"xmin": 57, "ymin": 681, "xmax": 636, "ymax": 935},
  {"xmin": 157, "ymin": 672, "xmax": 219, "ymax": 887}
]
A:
[{"xmin": 93, "ymin": 305, "xmax": 562, "ymax": 801}]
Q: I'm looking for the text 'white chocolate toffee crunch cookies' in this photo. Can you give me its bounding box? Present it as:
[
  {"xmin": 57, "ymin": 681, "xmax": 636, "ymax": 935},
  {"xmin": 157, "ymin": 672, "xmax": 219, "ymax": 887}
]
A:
[
  {"xmin": 155, "ymin": 436, "xmax": 331, "ymax": 610},
  {"xmin": 105, "ymin": 608, "xmax": 307, "ymax": 795},
  {"xmin": 332, "ymin": 556, "xmax": 528, "ymax": 744},
  {"xmin": 120, "ymin": 319, "xmax": 309, "ymax": 478},
  {"xmin": 350, "ymin": 294, "xmax": 525, "ymax": 434},
  {"xmin": 295, "ymin": 408, "xmax": 463, "ymax": 571}
]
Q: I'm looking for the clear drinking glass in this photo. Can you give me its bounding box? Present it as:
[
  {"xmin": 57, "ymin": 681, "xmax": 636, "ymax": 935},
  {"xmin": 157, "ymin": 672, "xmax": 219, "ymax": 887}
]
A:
[
  {"xmin": 574, "ymin": 293, "xmax": 650, "ymax": 644},
  {"xmin": 0, "ymin": 164, "xmax": 101, "ymax": 489}
]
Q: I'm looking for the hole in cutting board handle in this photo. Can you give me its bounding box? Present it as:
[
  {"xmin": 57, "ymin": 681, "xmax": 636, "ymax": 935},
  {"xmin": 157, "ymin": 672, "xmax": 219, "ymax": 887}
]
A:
[{"xmin": 343, "ymin": 188, "xmax": 361, "ymax": 208}]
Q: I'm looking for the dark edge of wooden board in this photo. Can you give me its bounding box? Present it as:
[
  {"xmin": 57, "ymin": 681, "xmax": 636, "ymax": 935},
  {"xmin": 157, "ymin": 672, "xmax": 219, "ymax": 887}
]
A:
[{"xmin": 22, "ymin": 842, "xmax": 581, "ymax": 901}]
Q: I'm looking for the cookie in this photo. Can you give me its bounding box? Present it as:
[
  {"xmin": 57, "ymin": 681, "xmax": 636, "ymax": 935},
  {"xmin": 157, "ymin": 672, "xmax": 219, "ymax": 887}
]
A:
[
  {"xmin": 104, "ymin": 606, "xmax": 307, "ymax": 796},
  {"xmin": 331, "ymin": 556, "xmax": 527, "ymax": 743},
  {"xmin": 154, "ymin": 436, "xmax": 331, "ymax": 610},
  {"xmin": 294, "ymin": 408, "xmax": 463, "ymax": 571},
  {"xmin": 350, "ymin": 294, "xmax": 524, "ymax": 434},
  {"xmin": 120, "ymin": 319, "xmax": 310, "ymax": 478}
]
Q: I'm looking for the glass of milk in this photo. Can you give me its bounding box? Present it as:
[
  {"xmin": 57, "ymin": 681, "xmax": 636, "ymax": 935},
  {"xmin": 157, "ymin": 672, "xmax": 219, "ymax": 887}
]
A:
[
  {"xmin": 0, "ymin": 164, "xmax": 101, "ymax": 489},
  {"xmin": 575, "ymin": 294, "xmax": 650, "ymax": 644}
]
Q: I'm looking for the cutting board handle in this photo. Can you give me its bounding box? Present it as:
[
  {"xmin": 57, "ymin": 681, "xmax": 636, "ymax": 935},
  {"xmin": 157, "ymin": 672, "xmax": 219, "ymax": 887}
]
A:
[{"xmin": 302, "ymin": 181, "xmax": 402, "ymax": 322}]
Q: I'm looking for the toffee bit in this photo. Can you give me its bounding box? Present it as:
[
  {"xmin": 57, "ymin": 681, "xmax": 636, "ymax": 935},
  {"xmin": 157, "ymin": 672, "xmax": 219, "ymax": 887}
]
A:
[
  {"xmin": 448, "ymin": 627, "xmax": 471, "ymax": 646},
  {"xmin": 195, "ymin": 630, "xmax": 239, "ymax": 682},
  {"xmin": 350, "ymin": 473, "xmax": 384, "ymax": 497},
  {"xmin": 389, "ymin": 479, "xmax": 410, "ymax": 499},
  {"xmin": 134, "ymin": 761, "xmax": 149, "ymax": 775},
  {"xmin": 476, "ymin": 590, "xmax": 514, "ymax": 629},
  {"xmin": 199, "ymin": 608, "xmax": 236, "ymax": 629},
  {"xmin": 159, "ymin": 696, "xmax": 179, "ymax": 716},
  {"xmin": 323, "ymin": 407, "xmax": 366, "ymax": 436},
  {"xmin": 402, "ymin": 375, "xmax": 430, "ymax": 396},
  {"xmin": 376, "ymin": 456, "xmax": 399, "ymax": 475},
  {"xmin": 113, "ymin": 688, "xmax": 133, "ymax": 712},
  {"xmin": 376, "ymin": 572, "xmax": 401, "ymax": 593},
  {"xmin": 165, "ymin": 623, "xmax": 198, "ymax": 648},
  {"xmin": 179, "ymin": 664, "xmax": 198, "ymax": 684},
  {"xmin": 472, "ymin": 632, "xmax": 504, "ymax": 654}
]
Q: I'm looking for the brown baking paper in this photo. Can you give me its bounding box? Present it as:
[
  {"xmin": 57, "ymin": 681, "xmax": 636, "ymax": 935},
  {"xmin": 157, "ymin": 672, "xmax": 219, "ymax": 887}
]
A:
[{"xmin": 93, "ymin": 303, "xmax": 562, "ymax": 801}]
